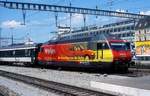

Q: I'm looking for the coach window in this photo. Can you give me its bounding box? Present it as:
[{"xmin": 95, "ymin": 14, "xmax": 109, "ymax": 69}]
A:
[
  {"xmin": 25, "ymin": 49, "xmax": 30, "ymax": 56},
  {"xmin": 3, "ymin": 51, "xmax": 6, "ymax": 57},
  {"xmin": 31, "ymin": 49, "xmax": 34, "ymax": 57},
  {"xmin": 25, "ymin": 49, "xmax": 28, "ymax": 56},
  {"xmin": 28, "ymin": 50, "xmax": 31, "ymax": 56},
  {"xmin": 28, "ymin": 49, "xmax": 33, "ymax": 56},
  {"xmin": 9, "ymin": 51, "xmax": 13, "ymax": 56},
  {"xmin": 9, "ymin": 51, "xmax": 12, "ymax": 57},
  {"xmin": 0, "ymin": 51, "xmax": 1, "ymax": 57},
  {"xmin": 13, "ymin": 51, "xmax": 15, "ymax": 56}
]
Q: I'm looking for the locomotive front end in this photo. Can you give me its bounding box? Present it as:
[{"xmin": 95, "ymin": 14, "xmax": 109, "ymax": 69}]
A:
[{"xmin": 109, "ymin": 40, "xmax": 132, "ymax": 71}]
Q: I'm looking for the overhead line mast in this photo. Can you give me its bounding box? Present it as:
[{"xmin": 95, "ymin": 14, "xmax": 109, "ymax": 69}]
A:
[{"xmin": 0, "ymin": 1, "xmax": 149, "ymax": 19}]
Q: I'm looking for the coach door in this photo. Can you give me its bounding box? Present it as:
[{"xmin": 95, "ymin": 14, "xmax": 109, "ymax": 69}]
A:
[
  {"xmin": 97, "ymin": 42, "xmax": 113, "ymax": 62},
  {"xmin": 100, "ymin": 42, "xmax": 113, "ymax": 62}
]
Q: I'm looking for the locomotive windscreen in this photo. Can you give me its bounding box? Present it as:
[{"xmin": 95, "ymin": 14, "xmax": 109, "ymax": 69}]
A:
[{"xmin": 110, "ymin": 42, "xmax": 130, "ymax": 50}]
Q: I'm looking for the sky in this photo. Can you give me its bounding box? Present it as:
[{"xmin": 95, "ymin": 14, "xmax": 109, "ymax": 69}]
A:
[{"xmin": 0, "ymin": 0, "xmax": 150, "ymax": 45}]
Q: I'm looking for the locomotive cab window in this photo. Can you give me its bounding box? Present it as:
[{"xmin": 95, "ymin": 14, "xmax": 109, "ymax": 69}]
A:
[
  {"xmin": 97, "ymin": 43, "xmax": 102, "ymax": 49},
  {"xmin": 40, "ymin": 47, "xmax": 44, "ymax": 52},
  {"xmin": 110, "ymin": 42, "xmax": 130, "ymax": 50},
  {"xmin": 102, "ymin": 43, "xmax": 109, "ymax": 49},
  {"xmin": 97, "ymin": 43, "xmax": 109, "ymax": 49}
]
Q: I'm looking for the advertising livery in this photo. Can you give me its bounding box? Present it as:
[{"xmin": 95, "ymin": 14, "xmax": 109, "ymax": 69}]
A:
[{"xmin": 38, "ymin": 35, "xmax": 132, "ymax": 71}]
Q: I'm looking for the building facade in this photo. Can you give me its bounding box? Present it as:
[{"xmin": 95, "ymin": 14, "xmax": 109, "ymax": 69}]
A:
[
  {"xmin": 135, "ymin": 17, "xmax": 150, "ymax": 63},
  {"xmin": 59, "ymin": 19, "xmax": 136, "ymax": 43}
]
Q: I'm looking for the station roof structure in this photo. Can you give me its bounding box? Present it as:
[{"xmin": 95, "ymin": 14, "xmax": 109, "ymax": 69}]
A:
[{"xmin": 0, "ymin": 1, "xmax": 150, "ymax": 19}]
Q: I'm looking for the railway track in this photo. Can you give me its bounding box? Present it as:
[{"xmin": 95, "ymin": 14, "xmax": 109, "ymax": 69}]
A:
[
  {"xmin": 0, "ymin": 94, "xmax": 4, "ymax": 96},
  {"xmin": 0, "ymin": 70, "xmax": 114, "ymax": 96},
  {"xmin": 115, "ymin": 68, "xmax": 150, "ymax": 77},
  {"xmin": 129, "ymin": 68, "xmax": 150, "ymax": 73}
]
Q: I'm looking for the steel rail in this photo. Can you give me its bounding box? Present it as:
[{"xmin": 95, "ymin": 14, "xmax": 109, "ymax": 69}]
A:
[
  {"xmin": 129, "ymin": 68, "xmax": 150, "ymax": 73},
  {"xmin": 0, "ymin": 70, "xmax": 115, "ymax": 96}
]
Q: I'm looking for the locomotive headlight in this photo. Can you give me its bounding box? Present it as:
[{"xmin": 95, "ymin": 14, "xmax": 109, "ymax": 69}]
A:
[{"xmin": 120, "ymin": 53, "xmax": 126, "ymax": 57}]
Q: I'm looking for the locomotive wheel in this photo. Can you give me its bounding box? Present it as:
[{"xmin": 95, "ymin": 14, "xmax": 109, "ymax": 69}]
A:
[{"xmin": 113, "ymin": 64, "xmax": 128, "ymax": 73}]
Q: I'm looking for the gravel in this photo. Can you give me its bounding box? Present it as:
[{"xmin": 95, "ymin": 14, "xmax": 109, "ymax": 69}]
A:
[
  {"xmin": 0, "ymin": 76, "xmax": 59, "ymax": 96},
  {"xmin": 0, "ymin": 71, "xmax": 60, "ymax": 96},
  {"xmin": 0, "ymin": 66, "xmax": 131, "ymax": 92}
]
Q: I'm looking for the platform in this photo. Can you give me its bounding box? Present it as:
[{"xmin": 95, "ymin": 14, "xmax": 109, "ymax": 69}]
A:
[{"xmin": 90, "ymin": 76, "xmax": 150, "ymax": 96}]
